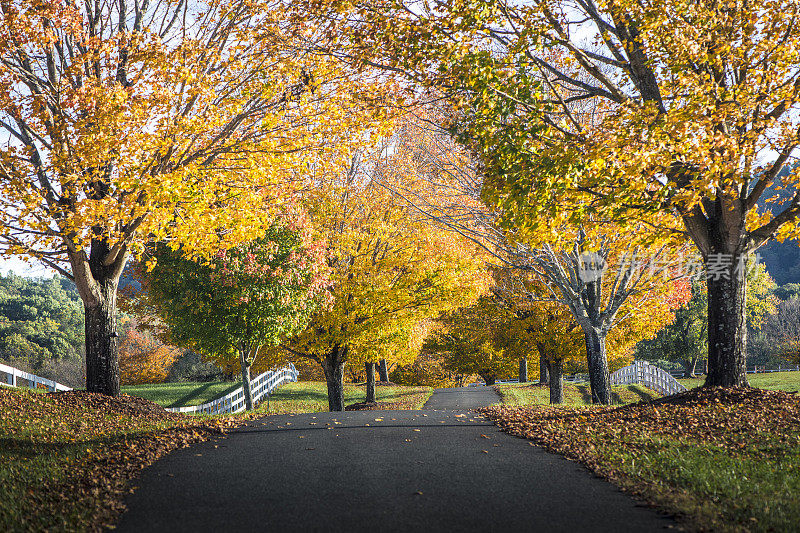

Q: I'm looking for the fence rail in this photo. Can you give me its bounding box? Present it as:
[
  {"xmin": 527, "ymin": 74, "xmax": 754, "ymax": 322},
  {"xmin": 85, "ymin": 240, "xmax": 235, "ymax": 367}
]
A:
[
  {"xmin": 0, "ymin": 362, "xmax": 73, "ymax": 392},
  {"xmin": 166, "ymin": 364, "xmax": 299, "ymax": 415},
  {"xmin": 611, "ymin": 360, "xmax": 687, "ymax": 396},
  {"xmin": 667, "ymin": 364, "xmax": 800, "ymax": 378},
  {"xmin": 0, "ymin": 361, "xmax": 297, "ymax": 415}
]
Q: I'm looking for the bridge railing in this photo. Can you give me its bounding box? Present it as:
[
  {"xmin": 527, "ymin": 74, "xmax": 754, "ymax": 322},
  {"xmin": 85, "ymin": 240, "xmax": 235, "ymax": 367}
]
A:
[
  {"xmin": 166, "ymin": 363, "xmax": 298, "ymax": 415},
  {"xmin": 0, "ymin": 362, "xmax": 73, "ymax": 392},
  {"xmin": 610, "ymin": 360, "xmax": 687, "ymax": 396}
]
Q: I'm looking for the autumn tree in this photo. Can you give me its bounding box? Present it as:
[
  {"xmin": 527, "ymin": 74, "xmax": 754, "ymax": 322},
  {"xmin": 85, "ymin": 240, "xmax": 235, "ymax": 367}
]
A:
[
  {"xmin": 0, "ymin": 0, "xmax": 388, "ymax": 395},
  {"xmin": 490, "ymin": 271, "xmax": 582, "ymax": 403},
  {"xmin": 344, "ymin": 109, "xmax": 688, "ymax": 403},
  {"xmin": 516, "ymin": 302, "xmax": 583, "ymax": 405},
  {"xmin": 137, "ymin": 220, "xmax": 329, "ymax": 410},
  {"xmin": 635, "ymin": 281, "xmax": 709, "ymax": 378},
  {"xmin": 488, "ymin": 291, "xmax": 581, "ymax": 403},
  {"xmin": 312, "ymin": 0, "xmax": 800, "ymax": 388},
  {"xmin": 637, "ymin": 263, "xmax": 777, "ymax": 376},
  {"xmin": 273, "ymin": 146, "xmax": 489, "ymax": 411},
  {"xmin": 390, "ymin": 351, "xmax": 457, "ymax": 388},
  {"xmin": 353, "ymin": 320, "xmax": 428, "ymax": 404},
  {"xmin": 426, "ymin": 296, "xmax": 519, "ymax": 386},
  {"xmin": 117, "ymin": 317, "xmax": 182, "ymax": 385},
  {"xmin": 487, "ymin": 224, "xmax": 692, "ymax": 404}
]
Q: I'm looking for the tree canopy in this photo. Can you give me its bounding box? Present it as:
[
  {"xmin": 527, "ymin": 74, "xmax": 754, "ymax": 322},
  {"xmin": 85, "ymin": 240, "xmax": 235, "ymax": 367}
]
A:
[
  {"xmin": 138, "ymin": 220, "xmax": 329, "ymax": 409},
  {"xmin": 0, "ymin": 274, "xmax": 83, "ymax": 367},
  {"xmin": 303, "ymin": 0, "xmax": 800, "ymax": 389},
  {"xmin": 0, "ymin": 0, "xmax": 390, "ymax": 395},
  {"xmin": 271, "ymin": 142, "xmax": 491, "ymax": 410}
]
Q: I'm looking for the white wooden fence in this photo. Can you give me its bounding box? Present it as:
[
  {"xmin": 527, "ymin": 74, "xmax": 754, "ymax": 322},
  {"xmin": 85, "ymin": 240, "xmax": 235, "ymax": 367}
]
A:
[
  {"xmin": 668, "ymin": 364, "xmax": 800, "ymax": 378},
  {"xmin": 0, "ymin": 361, "xmax": 297, "ymax": 414},
  {"xmin": 0, "ymin": 362, "xmax": 73, "ymax": 392},
  {"xmin": 610, "ymin": 360, "xmax": 687, "ymax": 396},
  {"xmin": 166, "ymin": 364, "xmax": 299, "ymax": 415}
]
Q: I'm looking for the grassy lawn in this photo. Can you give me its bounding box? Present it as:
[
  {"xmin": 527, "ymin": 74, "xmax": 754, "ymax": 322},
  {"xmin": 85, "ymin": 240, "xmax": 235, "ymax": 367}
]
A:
[
  {"xmin": 122, "ymin": 380, "xmax": 433, "ymax": 413},
  {"xmin": 256, "ymin": 381, "xmax": 432, "ymax": 414},
  {"xmin": 679, "ymin": 370, "xmax": 800, "ymax": 392},
  {"xmin": 483, "ymin": 387, "xmax": 800, "ymax": 532},
  {"xmin": 122, "ymin": 380, "xmax": 242, "ymax": 407},
  {"xmin": 0, "ymin": 386, "xmax": 240, "ymax": 532},
  {"xmin": 495, "ymin": 382, "xmax": 660, "ymax": 406}
]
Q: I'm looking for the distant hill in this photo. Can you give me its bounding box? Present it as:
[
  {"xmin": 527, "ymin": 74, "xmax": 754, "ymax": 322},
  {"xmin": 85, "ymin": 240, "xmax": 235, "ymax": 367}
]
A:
[
  {"xmin": 755, "ymin": 164, "xmax": 800, "ymax": 286},
  {"xmin": 758, "ymin": 239, "xmax": 800, "ymax": 285}
]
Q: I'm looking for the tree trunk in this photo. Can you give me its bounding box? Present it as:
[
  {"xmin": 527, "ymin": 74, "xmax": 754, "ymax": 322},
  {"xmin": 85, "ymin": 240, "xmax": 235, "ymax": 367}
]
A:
[
  {"xmin": 377, "ymin": 358, "xmax": 389, "ymax": 382},
  {"xmin": 705, "ymin": 269, "xmax": 749, "ymax": 387},
  {"xmin": 549, "ymin": 359, "xmax": 564, "ymax": 404},
  {"xmin": 481, "ymin": 373, "xmax": 497, "ymax": 386},
  {"xmin": 365, "ymin": 362, "xmax": 376, "ymax": 403},
  {"xmin": 239, "ymin": 347, "xmax": 254, "ymax": 411},
  {"xmin": 539, "ymin": 352, "xmax": 549, "ymax": 385},
  {"xmin": 584, "ymin": 327, "xmax": 612, "ymax": 405},
  {"xmin": 684, "ymin": 355, "xmax": 699, "ymax": 379},
  {"xmin": 84, "ymin": 280, "xmax": 120, "ymax": 396},
  {"xmin": 322, "ymin": 346, "xmax": 347, "ymax": 411},
  {"xmin": 72, "ymin": 236, "xmax": 129, "ymax": 396},
  {"xmin": 519, "ymin": 356, "xmax": 528, "ymax": 383}
]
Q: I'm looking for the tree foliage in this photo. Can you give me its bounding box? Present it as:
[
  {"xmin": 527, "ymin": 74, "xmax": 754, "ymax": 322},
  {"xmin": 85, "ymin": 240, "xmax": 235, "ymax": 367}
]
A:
[
  {"xmin": 306, "ymin": 0, "xmax": 800, "ymax": 388},
  {"xmin": 425, "ymin": 296, "xmax": 518, "ymax": 386},
  {"xmin": 0, "ymin": 0, "xmax": 390, "ymax": 395},
  {"xmin": 272, "ymin": 143, "xmax": 490, "ymax": 410},
  {"xmin": 117, "ymin": 318, "xmax": 182, "ymax": 386},
  {"xmin": 137, "ymin": 220, "xmax": 328, "ymax": 408},
  {"xmin": 0, "ymin": 274, "xmax": 83, "ymax": 367}
]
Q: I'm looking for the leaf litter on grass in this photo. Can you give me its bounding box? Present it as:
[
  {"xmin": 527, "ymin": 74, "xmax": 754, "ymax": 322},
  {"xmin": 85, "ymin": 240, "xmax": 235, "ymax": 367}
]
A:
[
  {"xmin": 480, "ymin": 387, "xmax": 800, "ymax": 532},
  {"xmin": 1, "ymin": 387, "xmax": 245, "ymax": 532}
]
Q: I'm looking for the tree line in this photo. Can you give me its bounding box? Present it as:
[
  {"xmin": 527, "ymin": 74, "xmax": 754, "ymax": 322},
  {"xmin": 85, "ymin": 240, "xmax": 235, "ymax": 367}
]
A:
[{"xmin": 1, "ymin": 0, "xmax": 800, "ymax": 409}]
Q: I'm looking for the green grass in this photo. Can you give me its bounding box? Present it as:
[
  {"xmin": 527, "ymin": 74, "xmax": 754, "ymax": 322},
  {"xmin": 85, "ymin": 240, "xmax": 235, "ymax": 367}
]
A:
[
  {"xmin": 122, "ymin": 380, "xmax": 242, "ymax": 407},
  {"xmin": 494, "ymin": 371, "xmax": 800, "ymax": 408},
  {"xmin": 495, "ymin": 382, "xmax": 659, "ymax": 406},
  {"xmin": 605, "ymin": 435, "xmax": 800, "ymax": 531},
  {"xmin": 678, "ymin": 370, "xmax": 800, "ymax": 392},
  {"xmin": 255, "ymin": 381, "xmax": 433, "ymax": 415},
  {"xmin": 121, "ymin": 380, "xmax": 433, "ymax": 414}
]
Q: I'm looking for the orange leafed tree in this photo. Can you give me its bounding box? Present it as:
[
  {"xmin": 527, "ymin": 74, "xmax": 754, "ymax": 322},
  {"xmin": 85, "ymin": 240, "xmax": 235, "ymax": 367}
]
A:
[
  {"xmin": 356, "ymin": 109, "xmax": 690, "ymax": 404},
  {"xmin": 0, "ymin": 0, "xmax": 389, "ymax": 395},
  {"xmin": 118, "ymin": 325, "xmax": 182, "ymax": 386},
  {"xmin": 494, "ymin": 225, "xmax": 692, "ymax": 404},
  {"xmin": 493, "ymin": 266, "xmax": 689, "ymax": 404},
  {"xmin": 319, "ymin": 0, "xmax": 800, "ymax": 387},
  {"xmin": 425, "ymin": 296, "xmax": 520, "ymax": 387},
  {"xmin": 267, "ymin": 133, "xmax": 491, "ymax": 411}
]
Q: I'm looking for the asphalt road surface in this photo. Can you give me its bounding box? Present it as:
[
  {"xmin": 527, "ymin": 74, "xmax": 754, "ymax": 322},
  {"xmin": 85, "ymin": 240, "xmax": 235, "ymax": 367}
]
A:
[{"xmin": 117, "ymin": 387, "xmax": 674, "ymax": 532}]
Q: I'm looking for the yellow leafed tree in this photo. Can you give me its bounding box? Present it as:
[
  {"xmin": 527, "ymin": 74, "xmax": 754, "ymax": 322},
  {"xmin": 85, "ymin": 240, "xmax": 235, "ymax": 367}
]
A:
[
  {"xmin": 0, "ymin": 0, "xmax": 390, "ymax": 395},
  {"xmin": 270, "ymin": 139, "xmax": 491, "ymax": 411},
  {"xmin": 320, "ymin": 0, "xmax": 800, "ymax": 388}
]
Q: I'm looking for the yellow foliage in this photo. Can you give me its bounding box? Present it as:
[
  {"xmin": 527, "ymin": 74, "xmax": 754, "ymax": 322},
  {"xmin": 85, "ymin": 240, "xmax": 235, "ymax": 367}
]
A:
[
  {"xmin": 277, "ymin": 134, "xmax": 491, "ymax": 368},
  {"xmin": 0, "ymin": 0, "xmax": 395, "ymax": 284}
]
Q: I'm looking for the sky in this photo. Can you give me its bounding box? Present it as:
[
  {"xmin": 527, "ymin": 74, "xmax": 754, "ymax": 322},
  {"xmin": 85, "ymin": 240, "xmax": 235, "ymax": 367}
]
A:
[{"xmin": 0, "ymin": 256, "xmax": 57, "ymax": 278}]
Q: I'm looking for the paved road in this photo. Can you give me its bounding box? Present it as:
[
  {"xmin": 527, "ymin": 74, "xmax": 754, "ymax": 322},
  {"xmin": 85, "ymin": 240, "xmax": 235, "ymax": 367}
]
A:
[
  {"xmin": 117, "ymin": 388, "xmax": 674, "ymax": 532},
  {"xmin": 422, "ymin": 385, "xmax": 500, "ymax": 410}
]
